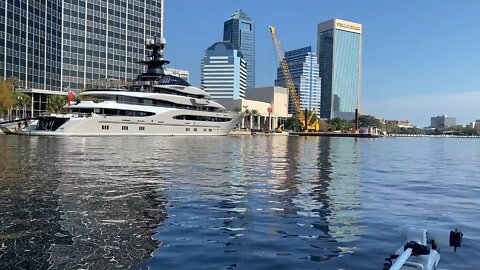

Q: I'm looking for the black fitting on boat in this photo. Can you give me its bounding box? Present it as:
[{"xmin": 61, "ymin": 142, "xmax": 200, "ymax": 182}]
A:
[
  {"xmin": 450, "ymin": 229, "xmax": 463, "ymax": 252},
  {"xmin": 404, "ymin": 241, "xmax": 430, "ymax": 256},
  {"xmin": 382, "ymin": 254, "xmax": 399, "ymax": 270}
]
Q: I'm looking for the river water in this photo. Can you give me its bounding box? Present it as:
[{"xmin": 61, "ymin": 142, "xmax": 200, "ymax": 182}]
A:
[{"xmin": 0, "ymin": 135, "xmax": 478, "ymax": 269}]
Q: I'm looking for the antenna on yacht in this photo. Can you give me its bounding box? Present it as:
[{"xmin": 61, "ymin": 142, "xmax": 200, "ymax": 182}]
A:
[
  {"xmin": 141, "ymin": 37, "xmax": 170, "ymax": 76},
  {"xmin": 145, "ymin": 37, "xmax": 167, "ymax": 62}
]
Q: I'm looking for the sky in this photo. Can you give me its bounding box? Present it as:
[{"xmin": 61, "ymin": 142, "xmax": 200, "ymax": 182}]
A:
[{"xmin": 163, "ymin": 0, "xmax": 480, "ymax": 127}]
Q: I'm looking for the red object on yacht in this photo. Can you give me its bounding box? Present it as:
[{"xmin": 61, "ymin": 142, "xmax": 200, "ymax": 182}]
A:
[{"xmin": 68, "ymin": 91, "xmax": 75, "ymax": 105}]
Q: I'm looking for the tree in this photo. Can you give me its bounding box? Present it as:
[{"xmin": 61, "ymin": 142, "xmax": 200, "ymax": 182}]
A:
[
  {"xmin": 318, "ymin": 119, "xmax": 330, "ymax": 132},
  {"xmin": 243, "ymin": 109, "xmax": 251, "ymax": 129},
  {"xmin": 233, "ymin": 107, "xmax": 241, "ymax": 114},
  {"xmin": 0, "ymin": 79, "xmax": 15, "ymax": 117},
  {"xmin": 328, "ymin": 118, "xmax": 353, "ymax": 131},
  {"xmin": 359, "ymin": 115, "xmax": 384, "ymax": 129},
  {"xmin": 250, "ymin": 109, "xmax": 259, "ymax": 129},
  {"xmin": 48, "ymin": 95, "xmax": 68, "ymax": 113},
  {"xmin": 13, "ymin": 92, "xmax": 32, "ymax": 118},
  {"xmin": 285, "ymin": 115, "xmax": 302, "ymax": 131},
  {"xmin": 463, "ymin": 127, "xmax": 479, "ymax": 136}
]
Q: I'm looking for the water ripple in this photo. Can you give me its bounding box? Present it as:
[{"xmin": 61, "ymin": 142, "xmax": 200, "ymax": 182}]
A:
[{"xmin": 0, "ymin": 136, "xmax": 478, "ymax": 269}]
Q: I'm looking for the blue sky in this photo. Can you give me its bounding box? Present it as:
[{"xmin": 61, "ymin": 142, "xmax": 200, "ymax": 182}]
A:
[{"xmin": 164, "ymin": 0, "xmax": 480, "ymax": 126}]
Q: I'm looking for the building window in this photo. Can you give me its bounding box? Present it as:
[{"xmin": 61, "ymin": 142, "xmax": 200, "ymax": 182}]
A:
[
  {"xmin": 122, "ymin": 126, "xmax": 128, "ymax": 130},
  {"xmin": 194, "ymin": 128, "xmax": 197, "ymax": 131},
  {"xmin": 186, "ymin": 128, "xmax": 190, "ymax": 131},
  {"xmin": 101, "ymin": 125, "xmax": 110, "ymax": 130},
  {"xmin": 209, "ymin": 129, "xmax": 212, "ymax": 132},
  {"xmin": 139, "ymin": 126, "xmax": 145, "ymax": 131}
]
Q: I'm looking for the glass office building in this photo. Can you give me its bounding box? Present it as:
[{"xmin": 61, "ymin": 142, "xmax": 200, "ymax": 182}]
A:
[
  {"xmin": 201, "ymin": 42, "xmax": 246, "ymax": 100},
  {"xmin": 223, "ymin": 9, "xmax": 255, "ymax": 90},
  {"xmin": 317, "ymin": 19, "xmax": 361, "ymax": 120},
  {"xmin": 275, "ymin": 46, "xmax": 321, "ymax": 115},
  {"xmin": 0, "ymin": 0, "xmax": 163, "ymax": 92}
]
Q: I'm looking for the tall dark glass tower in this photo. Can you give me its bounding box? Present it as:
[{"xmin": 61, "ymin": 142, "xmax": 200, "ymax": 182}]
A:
[
  {"xmin": 223, "ymin": 9, "xmax": 255, "ymax": 90},
  {"xmin": 0, "ymin": 0, "xmax": 163, "ymax": 92}
]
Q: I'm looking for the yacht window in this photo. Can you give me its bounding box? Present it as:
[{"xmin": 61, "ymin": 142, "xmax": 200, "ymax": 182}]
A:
[
  {"xmin": 139, "ymin": 126, "xmax": 145, "ymax": 131},
  {"xmin": 144, "ymin": 99, "xmax": 153, "ymax": 106},
  {"xmin": 173, "ymin": 115, "xmax": 232, "ymax": 122},
  {"xmin": 153, "ymin": 87, "xmax": 204, "ymax": 99},
  {"xmin": 186, "ymin": 128, "xmax": 190, "ymax": 131},
  {"xmin": 194, "ymin": 128, "xmax": 197, "ymax": 132},
  {"xmin": 104, "ymin": 109, "xmax": 118, "ymax": 115},
  {"xmin": 122, "ymin": 126, "xmax": 129, "ymax": 130}
]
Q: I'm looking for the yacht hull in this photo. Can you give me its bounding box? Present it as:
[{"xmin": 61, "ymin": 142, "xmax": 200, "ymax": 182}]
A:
[{"xmin": 21, "ymin": 112, "xmax": 242, "ymax": 136}]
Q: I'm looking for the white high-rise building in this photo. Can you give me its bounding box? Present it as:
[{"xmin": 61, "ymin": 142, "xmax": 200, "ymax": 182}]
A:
[{"xmin": 201, "ymin": 42, "xmax": 246, "ymax": 100}]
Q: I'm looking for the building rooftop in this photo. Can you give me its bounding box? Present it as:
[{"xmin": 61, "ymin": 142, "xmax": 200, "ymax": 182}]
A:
[
  {"xmin": 206, "ymin": 42, "xmax": 243, "ymax": 58},
  {"xmin": 228, "ymin": 9, "xmax": 251, "ymax": 21}
]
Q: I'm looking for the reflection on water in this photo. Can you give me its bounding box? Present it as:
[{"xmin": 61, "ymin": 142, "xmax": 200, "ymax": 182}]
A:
[
  {"xmin": 0, "ymin": 136, "xmax": 362, "ymax": 269},
  {"xmin": 5, "ymin": 136, "xmax": 477, "ymax": 269},
  {"xmin": 0, "ymin": 136, "xmax": 168, "ymax": 270},
  {"xmin": 135, "ymin": 136, "xmax": 363, "ymax": 269}
]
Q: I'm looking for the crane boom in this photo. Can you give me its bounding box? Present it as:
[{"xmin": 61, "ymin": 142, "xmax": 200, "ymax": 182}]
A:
[
  {"xmin": 269, "ymin": 26, "xmax": 320, "ymax": 132},
  {"xmin": 269, "ymin": 26, "xmax": 305, "ymax": 123}
]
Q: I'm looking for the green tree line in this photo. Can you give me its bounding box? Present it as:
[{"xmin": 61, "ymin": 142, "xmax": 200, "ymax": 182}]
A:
[{"xmin": 284, "ymin": 114, "xmax": 385, "ymax": 132}]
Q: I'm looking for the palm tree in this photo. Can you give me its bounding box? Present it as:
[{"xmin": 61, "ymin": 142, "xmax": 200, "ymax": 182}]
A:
[
  {"xmin": 48, "ymin": 95, "xmax": 68, "ymax": 113},
  {"xmin": 13, "ymin": 92, "xmax": 32, "ymax": 118},
  {"xmin": 233, "ymin": 107, "xmax": 241, "ymax": 114},
  {"xmin": 251, "ymin": 109, "xmax": 259, "ymax": 129},
  {"xmin": 243, "ymin": 109, "xmax": 252, "ymax": 130}
]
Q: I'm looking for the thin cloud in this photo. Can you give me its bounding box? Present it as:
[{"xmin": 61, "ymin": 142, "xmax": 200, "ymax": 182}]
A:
[{"xmin": 364, "ymin": 91, "xmax": 480, "ymax": 127}]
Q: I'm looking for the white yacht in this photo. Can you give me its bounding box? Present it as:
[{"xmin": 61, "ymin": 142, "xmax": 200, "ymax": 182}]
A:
[{"xmin": 23, "ymin": 38, "xmax": 242, "ymax": 136}]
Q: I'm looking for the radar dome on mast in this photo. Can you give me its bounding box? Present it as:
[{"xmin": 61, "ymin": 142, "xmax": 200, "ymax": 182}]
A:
[{"xmin": 140, "ymin": 36, "xmax": 170, "ymax": 76}]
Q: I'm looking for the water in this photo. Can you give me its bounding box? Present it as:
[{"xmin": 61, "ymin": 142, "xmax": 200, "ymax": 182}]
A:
[{"xmin": 0, "ymin": 135, "xmax": 479, "ymax": 270}]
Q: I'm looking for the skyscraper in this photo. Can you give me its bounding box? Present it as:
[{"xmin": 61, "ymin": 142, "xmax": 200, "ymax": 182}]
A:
[
  {"xmin": 223, "ymin": 9, "xmax": 255, "ymax": 90},
  {"xmin": 0, "ymin": 0, "xmax": 163, "ymax": 92},
  {"xmin": 201, "ymin": 42, "xmax": 246, "ymax": 100},
  {"xmin": 275, "ymin": 46, "xmax": 321, "ymax": 115},
  {"xmin": 317, "ymin": 19, "xmax": 362, "ymax": 120}
]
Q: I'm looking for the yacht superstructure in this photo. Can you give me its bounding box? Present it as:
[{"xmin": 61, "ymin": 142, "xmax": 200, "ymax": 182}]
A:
[{"xmin": 24, "ymin": 38, "xmax": 241, "ymax": 136}]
